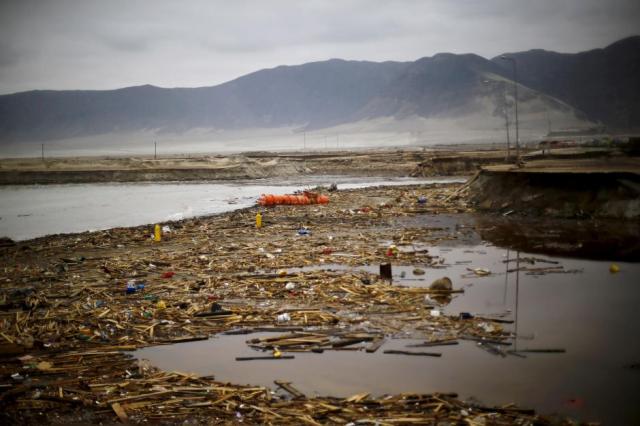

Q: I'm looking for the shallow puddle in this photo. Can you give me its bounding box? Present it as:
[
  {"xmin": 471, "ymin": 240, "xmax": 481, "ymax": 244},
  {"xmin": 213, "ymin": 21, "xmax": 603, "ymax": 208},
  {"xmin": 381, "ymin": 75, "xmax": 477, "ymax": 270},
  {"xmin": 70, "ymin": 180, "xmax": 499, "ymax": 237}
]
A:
[{"xmin": 136, "ymin": 218, "xmax": 640, "ymax": 425}]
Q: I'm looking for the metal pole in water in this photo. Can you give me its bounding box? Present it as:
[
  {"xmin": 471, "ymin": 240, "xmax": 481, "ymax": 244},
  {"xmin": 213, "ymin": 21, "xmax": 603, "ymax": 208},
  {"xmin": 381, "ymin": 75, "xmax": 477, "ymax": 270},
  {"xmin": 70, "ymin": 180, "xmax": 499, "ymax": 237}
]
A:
[
  {"xmin": 514, "ymin": 250, "xmax": 520, "ymax": 351},
  {"xmin": 503, "ymin": 249, "xmax": 510, "ymax": 305}
]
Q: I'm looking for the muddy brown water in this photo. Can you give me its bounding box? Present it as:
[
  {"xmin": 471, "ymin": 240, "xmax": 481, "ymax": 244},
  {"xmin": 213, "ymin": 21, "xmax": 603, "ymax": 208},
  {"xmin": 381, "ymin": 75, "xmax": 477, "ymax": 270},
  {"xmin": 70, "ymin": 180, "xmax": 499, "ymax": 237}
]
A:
[{"xmin": 136, "ymin": 215, "xmax": 640, "ymax": 425}]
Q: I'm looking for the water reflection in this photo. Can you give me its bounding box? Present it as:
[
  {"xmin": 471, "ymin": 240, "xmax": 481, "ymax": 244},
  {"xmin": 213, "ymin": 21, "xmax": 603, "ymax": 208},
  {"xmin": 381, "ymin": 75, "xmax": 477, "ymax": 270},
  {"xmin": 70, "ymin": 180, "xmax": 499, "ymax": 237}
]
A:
[{"xmin": 476, "ymin": 215, "xmax": 640, "ymax": 261}]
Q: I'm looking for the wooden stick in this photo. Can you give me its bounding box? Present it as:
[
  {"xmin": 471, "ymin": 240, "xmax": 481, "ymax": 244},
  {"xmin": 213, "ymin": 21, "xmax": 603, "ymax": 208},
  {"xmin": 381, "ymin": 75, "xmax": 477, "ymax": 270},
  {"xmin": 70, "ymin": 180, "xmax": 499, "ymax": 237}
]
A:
[
  {"xmin": 383, "ymin": 350, "xmax": 441, "ymax": 357},
  {"xmin": 406, "ymin": 341, "xmax": 458, "ymax": 348},
  {"xmin": 365, "ymin": 338, "xmax": 386, "ymax": 353},
  {"xmin": 274, "ymin": 380, "xmax": 306, "ymax": 399},
  {"xmin": 235, "ymin": 356, "xmax": 295, "ymax": 361}
]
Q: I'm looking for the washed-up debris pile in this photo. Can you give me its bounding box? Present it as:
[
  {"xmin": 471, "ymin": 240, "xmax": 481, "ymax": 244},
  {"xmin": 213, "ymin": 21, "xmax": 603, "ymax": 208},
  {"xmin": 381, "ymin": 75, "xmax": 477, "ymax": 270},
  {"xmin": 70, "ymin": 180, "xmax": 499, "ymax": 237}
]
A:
[{"xmin": 0, "ymin": 183, "xmax": 577, "ymax": 424}]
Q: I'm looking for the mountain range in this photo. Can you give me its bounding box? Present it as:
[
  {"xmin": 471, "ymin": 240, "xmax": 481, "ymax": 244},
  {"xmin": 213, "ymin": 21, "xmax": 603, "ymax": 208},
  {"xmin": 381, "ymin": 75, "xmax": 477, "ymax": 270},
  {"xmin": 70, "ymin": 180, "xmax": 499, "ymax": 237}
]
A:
[{"xmin": 0, "ymin": 36, "xmax": 638, "ymax": 149}]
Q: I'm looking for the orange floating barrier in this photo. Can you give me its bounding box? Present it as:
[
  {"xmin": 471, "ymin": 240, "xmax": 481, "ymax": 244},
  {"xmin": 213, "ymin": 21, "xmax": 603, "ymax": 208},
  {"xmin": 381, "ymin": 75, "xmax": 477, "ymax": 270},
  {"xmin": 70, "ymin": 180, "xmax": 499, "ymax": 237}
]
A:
[{"xmin": 257, "ymin": 193, "xmax": 329, "ymax": 206}]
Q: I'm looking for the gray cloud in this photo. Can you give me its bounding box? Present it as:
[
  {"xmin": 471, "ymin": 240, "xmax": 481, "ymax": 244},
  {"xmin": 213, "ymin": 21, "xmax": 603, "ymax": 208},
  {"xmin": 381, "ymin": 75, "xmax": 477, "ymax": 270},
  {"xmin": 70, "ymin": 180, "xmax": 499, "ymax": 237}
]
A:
[{"xmin": 0, "ymin": 0, "xmax": 638, "ymax": 94}]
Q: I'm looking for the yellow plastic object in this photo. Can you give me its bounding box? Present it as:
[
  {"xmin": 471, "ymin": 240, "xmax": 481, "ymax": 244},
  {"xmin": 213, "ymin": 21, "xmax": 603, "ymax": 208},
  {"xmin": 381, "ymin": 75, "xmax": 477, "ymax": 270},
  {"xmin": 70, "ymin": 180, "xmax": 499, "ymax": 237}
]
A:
[
  {"xmin": 609, "ymin": 263, "xmax": 620, "ymax": 273},
  {"xmin": 156, "ymin": 300, "xmax": 167, "ymax": 310},
  {"xmin": 273, "ymin": 347, "xmax": 282, "ymax": 358},
  {"xmin": 256, "ymin": 212, "xmax": 262, "ymax": 228},
  {"xmin": 154, "ymin": 224, "xmax": 162, "ymax": 242}
]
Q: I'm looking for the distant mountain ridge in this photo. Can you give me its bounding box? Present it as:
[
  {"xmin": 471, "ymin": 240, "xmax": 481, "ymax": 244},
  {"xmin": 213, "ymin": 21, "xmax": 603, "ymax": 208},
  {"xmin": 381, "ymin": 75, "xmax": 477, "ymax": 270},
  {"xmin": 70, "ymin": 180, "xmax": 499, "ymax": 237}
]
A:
[
  {"xmin": 492, "ymin": 36, "xmax": 640, "ymax": 130},
  {"xmin": 0, "ymin": 36, "xmax": 638, "ymax": 144}
]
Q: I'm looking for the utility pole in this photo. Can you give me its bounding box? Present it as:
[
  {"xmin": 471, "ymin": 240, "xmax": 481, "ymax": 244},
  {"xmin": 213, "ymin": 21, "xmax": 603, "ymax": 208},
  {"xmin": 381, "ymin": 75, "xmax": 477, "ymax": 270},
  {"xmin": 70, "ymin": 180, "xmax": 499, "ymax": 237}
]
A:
[
  {"xmin": 41, "ymin": 143, "xmax": 44, "ymax": 161},
  {"xmin": 154, "ymin": 141, "xmax": 157, "ymax": 159},
  {"xmin": 503, "ymin": 83, "xmax": 511, "ymax": 161},
  {"xmin": 484, "ymin": 79, "xmax": 511, "ymax": 161},
  {"xmin": 501, "ymin": 56, "xmax": 520, "ymax": 161}
]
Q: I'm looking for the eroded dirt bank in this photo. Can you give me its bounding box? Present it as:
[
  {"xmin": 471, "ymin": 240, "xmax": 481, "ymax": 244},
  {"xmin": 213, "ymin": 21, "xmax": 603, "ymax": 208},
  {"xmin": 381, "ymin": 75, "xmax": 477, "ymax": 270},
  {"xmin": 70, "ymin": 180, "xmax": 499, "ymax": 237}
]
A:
[{"xmin": 469, "ymin": 158, "xmax": 640, "ymax": 219}]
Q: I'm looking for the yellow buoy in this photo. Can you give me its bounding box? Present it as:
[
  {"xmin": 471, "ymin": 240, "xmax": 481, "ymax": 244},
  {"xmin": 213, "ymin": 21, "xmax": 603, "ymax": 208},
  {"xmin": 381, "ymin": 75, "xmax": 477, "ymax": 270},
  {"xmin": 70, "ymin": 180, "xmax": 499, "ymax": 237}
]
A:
[
  {"xmin": 609, "ymin": 263, "xmax": 620, "ymax": 273},
  {"xmin": 256, "ymin": 212, "xmax": 262, "ymax": 228},
  {"xmin": 154, "ymin": 224, "xmax": 162, "ymax": 242}
]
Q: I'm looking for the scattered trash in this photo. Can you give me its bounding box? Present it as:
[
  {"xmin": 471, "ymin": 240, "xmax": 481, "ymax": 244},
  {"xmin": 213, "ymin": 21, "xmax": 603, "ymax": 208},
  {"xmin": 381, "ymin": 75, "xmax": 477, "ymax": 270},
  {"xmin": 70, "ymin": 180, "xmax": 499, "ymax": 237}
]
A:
[
  {"xmin": 285, "ymin": 282, "xmax": 296, "ymax": 290},
  {"xmin": 297, "ymin": 227, "xmax": 311, "ymax": 236},
  {"xmin": 469, "ymin": 267, "xmax": 491, "ymax": 276},
  {"xmin": 413, "ymin": 267, "xmax": 425, "ymax": 275},
  {"xmin": 417, "ymin": 195, "xmax": 427, "ymax": 205},
  {"xmin": 386, "ymin": 244, "xmax": 399, "ymax": 257},
  {"xmin": 609, "ymin": 263, "xmax": 620, "ymax": 273},
  {"xmin": 10, "ymin": 373, "xmax": 24, "ymax": 381},
  {"xmin": 256, "ymin": 211, "xmax": 262, "ymax": 228},
  {"xmin": 154, "ymin": 224, "xmax": 162, "ymax": 242},
  {"xmin": 162, "ymin": 225, "xmax": 171, "ymax": 233},
  {"xmin": 156, "ymin": 300, "xmax": 167, "ymax": 310},
  {"xmin": 161, "ymin": 271, "xmax": 175, "ymax": 279},
  {"xmin": 277, "ymin": 313, "xmax": 291, "ymax": 322}
]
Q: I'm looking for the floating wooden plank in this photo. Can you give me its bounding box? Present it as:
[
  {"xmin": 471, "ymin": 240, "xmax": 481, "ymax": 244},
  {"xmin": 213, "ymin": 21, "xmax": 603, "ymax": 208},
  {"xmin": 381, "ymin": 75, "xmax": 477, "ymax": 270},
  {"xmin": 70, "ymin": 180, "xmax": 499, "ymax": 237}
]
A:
[
  {"xmin": 383, "ymin": 350, "xmax": 442, "ymax": 357},
  {"xmin": 406, "ymin": 340, "xmax": 458, "ymax": 348},
  {"xmin": 274, "ymin": 380, "xmax": 306, "ymax": 399},
  {"xmin": 514, "ymin": 348, "xmax": 566, "ymax": 353},
  {"xmin": 365, "ymin": 338, "xmax": 386, "ymax": 353},
  {"xmin": 235, "ymin": 355, "xmax": 295, "ymax": 361},
  {"xmin": 111, "ymin": 402, "xmax": 129, "ymax": 423}
]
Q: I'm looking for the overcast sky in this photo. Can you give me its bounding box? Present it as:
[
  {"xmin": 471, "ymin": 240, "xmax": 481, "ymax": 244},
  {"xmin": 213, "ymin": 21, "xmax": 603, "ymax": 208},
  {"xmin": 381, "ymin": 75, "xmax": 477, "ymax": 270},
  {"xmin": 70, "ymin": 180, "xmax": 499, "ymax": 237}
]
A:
[{"xmin": 1, "ymin": 0, "xmax": 638, "ymax": 94}]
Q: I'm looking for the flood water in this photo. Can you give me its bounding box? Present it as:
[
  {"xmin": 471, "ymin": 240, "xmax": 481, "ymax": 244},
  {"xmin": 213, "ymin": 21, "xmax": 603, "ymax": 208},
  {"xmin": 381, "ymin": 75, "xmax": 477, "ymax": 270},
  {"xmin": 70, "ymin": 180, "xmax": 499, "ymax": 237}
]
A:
[
  {"xmin": 137, "ymin": 216, "xmax": 640, "ymax": 425},
  {"xmin": 0, "ymin": 176, "xmax": 461, "ymax": 241}
]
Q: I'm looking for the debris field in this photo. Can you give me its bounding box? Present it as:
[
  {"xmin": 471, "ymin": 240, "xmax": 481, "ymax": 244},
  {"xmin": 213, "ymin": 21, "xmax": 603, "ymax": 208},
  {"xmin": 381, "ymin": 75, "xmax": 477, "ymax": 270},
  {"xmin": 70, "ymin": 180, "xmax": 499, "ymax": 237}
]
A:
[{"xmin": 0, "ymin": 182, "xmax": 583, "ymax": 424}]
